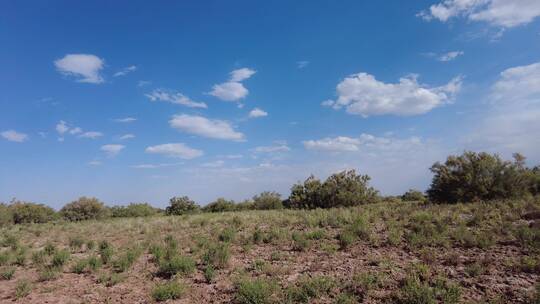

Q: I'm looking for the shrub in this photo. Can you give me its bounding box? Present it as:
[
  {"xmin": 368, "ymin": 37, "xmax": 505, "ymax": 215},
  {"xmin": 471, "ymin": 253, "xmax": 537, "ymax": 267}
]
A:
[
  {"xmin": 285, "ymin": 276, "xmax": 335, "ymax": 303},
  {"xmin": 291, "ymin": 232, "xmax": 310, "ymax": 251},
  {"xmin": 60, "ymin": 197, "xmax": 109, "ymax": 221},
  {"xmin": 203, "ymin": 198, "xmax": 236, "ymax": 213},
  {"xmin": 52, "ymin": 250, "xmax": 70, "ymax": 267},
  {"xmin": 97, "ymin": 272, "xmax": 124, "ymax": 287},
  {"xmin": 31, "ymin": 250, "xmax": 47, "ymax": 266},
  {"xmin": 38, "ymin": 267, "xmax": 60, "ymax": 281},
  {"xmin": 113, "ymin": 248, "xmax": 140, "ymax": 273},
  {"xmin": 71, "ymin": 259, "xmax": 88, "ymax": 274},
  {"xmin": 253, "ymin": 191, "xmax": 283, "ymax": 210},
  {"xmin": 15, "ymin": 280, "xmax": 32, "ymax": 299},
  {"xmin": 69, "ymin": 236, "xmax": 85, "ymax": 252},
  {"xmin": 158, "ymin": 255, "xmax": 196, "ymax": 278},
  {"xmin": 0, "ymin": 203, "xmax": 13, "ymax": 226},
  {"xmin": 202, "ymin": 243, "xmax": 230, "ymax": 269},
  {"xmin": 427, "ymin": 152, "xmax": 532, "ymax": 203},
  {"xmin": 287, "ymin": 170, "xmax": 379, "ymax": 209},
  {"xmin": 338, "ymin": 230, "xmax": 356, "ymax": 250},
  {"xmin": 152, "ymin": 281, "xmax": 186, "ymax": 302},
  {"xmin": 87, "ymin": 255, "xmax": 102, "ymax": 272},
  {"xmin": 219, "ymin": 227, "xmax": 236, "ymax": 243},
  {"xmin": 1, "ymin": 267, "xmax": 15, "ymax": 280},
  {"xmin": 165, "ymin": 196, "xmax": 200, "ymax": 216},
  {"xmin": 401, "ymin": 189, "xmax": 427, "ymax": 202},
  {"xmin": 235, "ymin": 277, "xmax": 278, "ymax": 304},
  {"xmin": 99, "ymin": 241, "xmax": 114, "ymax": 264},
  {"xmin": 9, "ymin": 201, "xmax": 56, "ymax": 224},
  {"xmin": 110, "ymin": 203, "xmax": 159, "ymax": 217}
]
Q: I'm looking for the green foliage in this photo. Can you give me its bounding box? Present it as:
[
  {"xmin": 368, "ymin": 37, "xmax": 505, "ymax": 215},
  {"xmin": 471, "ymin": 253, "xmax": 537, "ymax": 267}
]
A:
[
  {"xmin": 97, "ymin": 272, "xmax": 124, "ymax": 287},
  {"xmin": 152, "ymin": 281, "xmax": 186, "ymax": 301},
  {"xmin": 51, "ymin": 249, "xmax": 70, "ymax": 267},
  {"xmin": 203, "ymin": 198, "xmax": 236, "ymax": 213},
  {"xmin": 60, "ymin": 197, "xmax": 109, "ymax": 221},
  {"xmin": 38, "ymin": 267, "xmax": 60, "ymax": 281},
  {"xmin": 218, "ymin": 227, "xmax": 236, "ymax": 243},
  {"xmin": 287, "ymin": 170, "xmax": 379, "ymax": 209},
  {"xmin": 1, "ymin": 267, "xmax": 15, "ymax": 280},
  {"xmin": 202, "ymin": 243, "xmax": 230, "ymax": 269},
  {"xmin": 253, "ymin": 191, "xmax": 283, "ymax": 210},
  {"xmin": 87, "ymin": 255, "xmax": 102, "ymax": 272},
  {"xmin": 165, "ymin": 196, "xmax": 200, "ymax": 216},
  {"xmin": 427, "ymin": 152, "xmax": 532, "ymax": 203},
  {"xmin": 0, "ymin": 252, "xmax": 11, "ymax": 266},
  {"xmin": 204, "ymin": 265, "xmax": 216, "ymax": 283},
  {"xmin": 0, "ymin": 203, "xmax": 13, "ymax": 226},
  {"xmin": 71, "ymin": 258, "xmax": 88, "ymax": 274},
  {"xmin": 15, "ymin": 280, "xmax": 32, "ymax": 299},
  {"xmin": 235, "ymin": 277, "xmax": 278, "ymax": 304},
  {"xmin": 14, "ymin": 247, "xmax": 27, "ymax": 266},
  {"xmin": 69, "ymin": 236, "xmax": 85, "ymax": 251},
  {"xmin": 110, "ymin": 203, "xmax": 159, "ymax": 217},
  {"xmin": 31, "ymin": 250, "xmax": 47, "ymax": 266},
  {"xmin": 99, "ymin": 241, "xmax": 114, "ymax": 264},
  {"xmin": 401, "ymin": 189, "xmax": 427, "ymax": 202},
  {"xmin": 44, "ymin": 243, "xmax": 56, "ymax": 255},
  {"xmin": 338, "ymin": 230, "xmax": 356, "ymax": 250},
  {"xmin": 285, "ymin": 276, "xmax": 335, "ymax": 303},
  {"xmin": 113, "ymin": 248, "xmax": 140, "ymax": 273},
  {"xmin": 158, "ymin": 255, "xmax": 196, "ymax": 278},
  {"xmin": 291, "ymin": 232, "xmax": 311, "ymax": 251},
  {"xmin": 9, "ymin": 200, "xmax": 56, "ymax": 224}
]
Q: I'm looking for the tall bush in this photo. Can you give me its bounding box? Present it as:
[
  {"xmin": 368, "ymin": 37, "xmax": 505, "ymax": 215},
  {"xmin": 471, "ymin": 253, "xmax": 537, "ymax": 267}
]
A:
[
  {"xmin": 60, "ymin": 197, "xmax": 109, "ymax": 221},
  {"xmin": 165, "ymin": 196, "xmax": 199, "ymax": 215},
  {"xmin": 287, "ymin": 170, "xmax": 379, "ymax": 209},
  {"xmin": 401, "ymin": 189, "xmax": 427, "ymax": 202},
  {"xmin": 110, "ymin": 203, "xmax": 159, "ymax": 217},
  {"xmin": 9, "ymin": 201, "xmax": 56, "ymax": 224},
  {"xmin": 202, "ymin": 198, "xmax": 236, "ymax": 213},
  {"xmin": 427, "ymin": 152, "xmax": 531, "ymax": 203},
  {"xmin": 253, "ymin": 191, "xmax": 283, "ymax": 210}
]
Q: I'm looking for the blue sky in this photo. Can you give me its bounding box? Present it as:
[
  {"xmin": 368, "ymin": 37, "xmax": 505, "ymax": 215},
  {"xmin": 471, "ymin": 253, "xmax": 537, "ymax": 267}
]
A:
[{"xmin": 1, "ymin": 0, "xmax": 540, "ymax": 208}]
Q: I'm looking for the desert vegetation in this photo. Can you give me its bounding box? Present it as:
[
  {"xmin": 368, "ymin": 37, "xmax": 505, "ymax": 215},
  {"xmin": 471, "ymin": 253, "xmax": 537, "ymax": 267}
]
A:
[{"xmin": 0, "ymin": 151, "xmax": 539, "ymax": 303}]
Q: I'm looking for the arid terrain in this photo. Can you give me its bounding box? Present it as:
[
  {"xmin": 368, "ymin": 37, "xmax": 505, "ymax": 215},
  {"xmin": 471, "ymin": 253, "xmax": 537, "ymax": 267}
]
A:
[{"xmin": 0, "ymin": 199, "xmax": 539, "ymax": 303}]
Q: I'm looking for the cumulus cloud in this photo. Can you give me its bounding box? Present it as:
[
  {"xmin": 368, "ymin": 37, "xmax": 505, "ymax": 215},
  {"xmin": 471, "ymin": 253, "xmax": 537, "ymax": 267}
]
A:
[
  {"xmin": 78, "ymin": 131, "xmax": 103, "ymax": 139},
  {"xmin": 119, "ymin": 134, "xmax": 135, "ymax": 140},
  {"xmin": 101, "ymin": 144, "xmax": 125, "ymax": 157},
  {"xmin": 145, "ymin": 143, "xmax": 203, "ymax": 159},
  {"xmin": 113, "ymin": 65, "xmax": 137, "ymax": 77},
  {"xmin": 248, "ymin": 108, "xmax": 268, "ymax": 118},
  {"xmin": 438, "ymin": 51, "xmax": 464, "ymax": 62},
  {"xmin": 113, "ymin": 117, "xmax": 137, "ymax": 123},
  {"xmin": 465, "ymin": 61, "xmax": 540, "ymax": 161},
  {"xmin": 54, "ymin": 54, "xmax": 105, "ymax": 84},
  {"xmin": 304, "ymin": 133, "xmax": 423, "ymax": 153},
  {"xmin": 1, "ymin": 130, "xmax": 28, "ymax": 142},
  {"xmin": 146, "ymin": 89, "xmax": 207, "ymax": 108},
  {"xmin": 418, "ymin": 0, "xmax": 540, "ymax": 28},
  {"xmin": 323, "ymin": 72, "xmax": 462, "ymax": 117},
  {"xmin": 209, "ymin": 68, "xmax": 255, "ymax": 102},
  {"xmin": 169, "ymin": 114, "xmax": 245, "ymax": 141}
]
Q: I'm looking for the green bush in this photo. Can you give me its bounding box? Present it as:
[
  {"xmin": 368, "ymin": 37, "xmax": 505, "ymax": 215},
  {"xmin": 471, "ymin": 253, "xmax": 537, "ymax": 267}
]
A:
[
  {"xmin": 285, "ymin": 276, "xmax": 335, "ymax": 303},
  {"xmin": 202, "ymin": 243, "xmax": 230, "ymax": 269},
  {"xmin": 165, "ymin": 196, "xmax": 200, "ymax": 216},
  {"xmin": 60, "ymin": 197, "xmax": 109, "ymax": 221},
  {"xmin": 152, "ymin": 281, "xmax": 186, "ymax": 301},
  {"xmin": 235, "ymin": 277, "xmax": 278, "ymax": 304},
  {"xmin": 287, "ymin": 170, "xmax": 379, "ymax": 209},
  {"xmin": 202, "ymin": 198, "xmax": 236, "ymax": 213},
  {"xmin": 0, "ymin": 203, "xmax": 13, "ymax": 226},
  {"xmin": 401, "ymin": 189, "xmax": 427, "ymax": 202},
  {"xmin": 218, "ymin": 227, "xmax": 236, "ymax": 243},
  {"xmin": 52, "ymin": 249, "xmax": 70, "ymax": 267},
  {"xmin": 427, "ymin": 152, "xmax": 533, "ymax": 203},
  {"xmin": 253, "ymin": 191, "xmax": 283, "ymax": 210},
  {"xmin": 99, "ymin": 241, "xmax": 114, "ymax": 264},
  {"xmin": 9, "ymin": 201, "xmax": 56, "ymax": 224},
  {"xmin": 158, "ymin": 255, "xmax": 196, "ymax": 278},
  {"xmin": 110, "ymin": 203, "xmax": 159, "ymax": 217}
]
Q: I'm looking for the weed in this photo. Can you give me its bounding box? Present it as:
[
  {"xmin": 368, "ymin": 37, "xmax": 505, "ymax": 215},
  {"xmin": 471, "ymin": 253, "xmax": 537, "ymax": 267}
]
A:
[
  {"xmin": 99, "ymin": 242, "xmax": 114, "ymax": 265},
  {"xmin": 152, "ymin": 281, "xmax": 186, "ymax": 301},
  {"xmin": 32, "ymin": 250, "xmax": 47, "ymax": 266},
  {"xmin": 338, "ymin": 230, "xmax": 355, "ymax": 250},
  {"xmin": 71, "ymin": 258, "xmax": 88, "ymax": 274},
  {"xmin": 202, "ymin": 243, "xmax": 230, "ymax": 269},
  {"xmin": 1, "ymin": 267, "xmax": 15, "ymax": 280},
  {"xmin": 219, "ymin": 227, "xmax": 236, "ymax": 243},
  {"xmin": 235, "ymin": 277, "xmax": 278, "ymax": 304},
  {"xmin": 38, "ymin": 266, "xmax": 60, "ymax": 281},
  {"xmin": 158, "ymin": 255, "xmax": 196, "ymax": 278},
  {"xmin": 0, "ymin": 251, "xmax": 11, "ymax": 266},
  {"xmin": 43, "ymin": 243, "xmax": 56, "ymax": 255},
  {"xmin": 97, "ymin": 272, "xmax": 124, "ymax": 287},
  {"xmin": 286, "ymin": 276, "xmax": 334, "ymax": 303},
  {"xmin": 51, "ymin": 249, "xmax": 70, "ymax": 267},
  {"xmin": 69, "ymin": 236, "xmax": 84, "ymax": 252},
  {"xmin": 291, "ymin": 232, "xmax": 310, "ymax": 251},
  {"xmin": 204, "ymin": 265, "xmax": 215, "ymax": 283},
  {"xmin": 15, "ymin": 280, "xmax": 32, "ymax": 299}
]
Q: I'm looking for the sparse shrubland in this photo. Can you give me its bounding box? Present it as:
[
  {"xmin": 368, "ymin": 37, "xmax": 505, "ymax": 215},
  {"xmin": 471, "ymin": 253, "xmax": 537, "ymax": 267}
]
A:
[{"xmin": 110, "ymin": 203, "xmax": 160, "ymax": 217}]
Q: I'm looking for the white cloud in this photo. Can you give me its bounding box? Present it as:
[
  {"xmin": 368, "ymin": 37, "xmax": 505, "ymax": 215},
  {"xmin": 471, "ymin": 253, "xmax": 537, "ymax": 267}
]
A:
[
  {"xmin": 114, "ymin": 65, "xmax": 137, "ymax": 77},
  {"xmin": 169, "ymin": 114, "xmax": 245, "ymax": 141},
  {"xmin": 1, "ymin": 130, "xmax": 28, "ymax": 142},
  {"xmin": 54, "ymin": 54, "xmax": 105, "ymax": 84},
  {"xmin": 131, "ymin": 162, "xmax": 183, "ymax": 169},
  {"xmin": 418, "ymin": 0, "xmax": 540, "ymax": 28},
  {"xmin": 113, "ymin": 117, "xmax": 137, "ymax": 123},
  {"xmin": 119, "ymin": 134, "xmax": 135, "ymax": 140},
  {"xmin": 209, "ymin": 68, "xmax": 255, "ymax": 102},
  {"xmin": 230, "ymin": 68, "xmax": 256, "ymax": 82},
  {"xmin": 138, "ymin": 80, "xmax": 151, "ymax": 87},
  {"xmin": 304, "ymin": 133, "xmax": 423, "ymax": 153},
  {"xmin": 78, "ymin": 131, "xmax": 103, "ymax": 139},
  {"xmin": 69, "ymin": 127, "xmax": 82, "ymax": 135},
  {"xmin": 324, "ymin": 72, "xmax": 462, "ymax": 117},
  {"xmin": 253, "ymin": 144, "xmax": 291, "ymax": 153},
  {"xmin": 88, "ymin": 160, "xmax": 102, "ymax": 166},
  {"xmin": 145, "ymin": 143, "xmax": 203, "ymax": 159},
  {"xmin": 56, "ymin": 121, "xmax": 69, "ymax": 135},
  {"xmin": 101, "ymin": 144, "xmax": 125, "ymax": 157},
  {"xmin": 297, "ymin": 61, "xmax": 310, "ymax": 69},
  {"xmin": 201, "ymin": 160, "xmax": 225, "ymax": 168},
  {"xmin": 438, "ymin": 51, "xmax": 464, "ymax": 62},
  {"xmin": 465, "ymin": 61, "xmax": 540, "ymax": 161},
  {"xmin": 248, "ymin": 108, "xmax": 268, "ymax": 118},
  {"xmin": 146, "ymin": 89, "xmax": 207, "ymax": 108}
]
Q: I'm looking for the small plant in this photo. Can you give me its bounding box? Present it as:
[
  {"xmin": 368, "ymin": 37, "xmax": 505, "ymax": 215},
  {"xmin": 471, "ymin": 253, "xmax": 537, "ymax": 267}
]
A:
[
  {"xmin": 51, "ymin": 249, "xmax": 70, "ymax": 267},
  {"xmin": 204, "ymin": 265, "xmax": 215, "ymax": 283},
  {"xmin": 0, "ymin": 251, "xmax": 11, "ymax": 266},
  {"xmin": 149, "ymin": 244, "xmax": 166, "ymax": 264},
  {"xmin": 253, "ymin": 228, "xmax": 264, "ymax": 244},
  {"xmin": 87, "ymin": 255, "xmax": 102, "ymax": 272},
  {"xmin": 286, "ymin": 276, "xmax": 335, "ymax": 303},
  {"xmin": 97, "ymin": 272, "xmax": 124, "ymax": 287},
  {"xmin": 15, "ymin": 280, "xmax": 32, "ymax": 299},
  {"xmin": 1, "ymin": 234, "xmax": 19, "ymax": 250},
  {"xmin": 113, "ymin": 248, "xmax": 140, "ymax": 273},
  {"xmin": 38, "ymin": 267, "xmax": 60, "ymax": 281},
  {"xmin": 158, "ymin": 255, "xmax": 196, "ymax": 278},
  {"xmin": 235, "ymin": 277, "xmax": 278, "ymax": 304},
  {"xmin": 99, "ymin": 241, "xmax": 114, "ymax": 265},
  {"xmin": 338, "ymin": 231, "xmax": 356, "ymax": 250},
  {"xmin": 44, "ymin": 243, "xmax": 56, "ymax": 255},
  {"xmin": 71, "ymin": 258, "xmax": 88, "ymax": 274},
  {"xmin": 218, "ymin": 227, "xmax": 236, "ymax": 243},
  {"xmin": 306, "ymin": 229, "xmax": 326, "ymax": 240},
  {"xmin": 69, "ymin": 236, "xmax": 85, "ymax": 252},
  {"xmin": 1, "ymin": 267, "xmax": 15, "ymax": 280},
  {"xmin": 86, "ymin": 240, "xmax": 96, "ymax": 250},
  {"xmin": 32, "ymin": 250, "xmax": 47, "ymax": 266},
  {"xmin": 291, "ymin": 232, "xmax": 310, "ymax": 252},
  {"xmin": 152, "ymin": 281, "xmax": 186, "ymax": 301},
  {"xmin": 202, "ymin": 243, "xmax": 230, "ymax": 269},
  {"xmin": 14, "ymin": 247, "xmax": 27, "ymax": 266}
]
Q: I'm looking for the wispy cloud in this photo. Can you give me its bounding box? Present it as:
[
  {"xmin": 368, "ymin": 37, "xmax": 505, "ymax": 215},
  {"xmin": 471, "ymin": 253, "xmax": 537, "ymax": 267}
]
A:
[
  {"xmin": 113, "ymin": 117, "xmax": 137, "ymax": 123},
  {"xmin": 146, "ymin": 89, "xmax": 207, "ymax": 108},
  {"xmin": 113, "ymin": 65, "xmax": 137, "ymax": 77},
  {"xmin": 101, "ymin": 144, "xmax": 125, "ymax": 157},
  {"xmin": 297, "ymin": 61, "xmax": 309, "ymax": 69},
  {"xmin": 1, "ymin": 130, "xmax": 28, "ymax": 143},
  {"xmin": 145, "ymin": 143, "xmax": 203, "ymax": 159}
]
